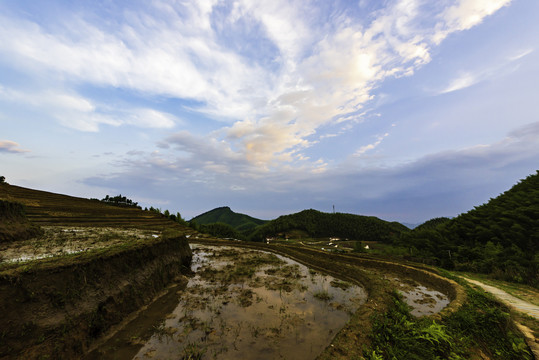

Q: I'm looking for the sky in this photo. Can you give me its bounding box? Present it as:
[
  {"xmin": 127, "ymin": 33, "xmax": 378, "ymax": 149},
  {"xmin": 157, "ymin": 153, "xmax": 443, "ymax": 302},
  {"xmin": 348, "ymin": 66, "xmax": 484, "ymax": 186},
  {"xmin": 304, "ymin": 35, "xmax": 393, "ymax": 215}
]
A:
[{"xmin": 1, "ymin": 0, "xmax": 538, "ymax": 224}]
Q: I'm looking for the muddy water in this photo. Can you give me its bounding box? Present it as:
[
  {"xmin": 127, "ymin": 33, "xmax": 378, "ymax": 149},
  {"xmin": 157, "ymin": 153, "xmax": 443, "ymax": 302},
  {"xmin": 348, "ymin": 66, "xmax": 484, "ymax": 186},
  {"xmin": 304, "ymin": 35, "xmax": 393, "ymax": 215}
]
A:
[
  {"xmin": 126, "ymin": 245, "xmax": 367, "ymax": 360},
  {"xmin": 392, "ymin": 278, "xmax": 450, "ymax": 317}
]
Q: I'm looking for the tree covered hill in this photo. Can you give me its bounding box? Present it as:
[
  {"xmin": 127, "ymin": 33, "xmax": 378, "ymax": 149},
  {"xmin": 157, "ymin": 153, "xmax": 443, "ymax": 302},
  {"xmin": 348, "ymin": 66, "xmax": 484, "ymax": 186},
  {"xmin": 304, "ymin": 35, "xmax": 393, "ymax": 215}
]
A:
[
  {"xmin": 414, "ymin": 217, "xmax": 451, "ymax": 231},
  {"xmin": 248, "ymin": 209, "xmax": 409, "ymax": 242},
  {"xmin": 190, "ymin": 206, "xmax": 268, "ymax": 234},
  {"xmin": 398, "ymin": 170, "xmax": 539, "ymax": 287}
]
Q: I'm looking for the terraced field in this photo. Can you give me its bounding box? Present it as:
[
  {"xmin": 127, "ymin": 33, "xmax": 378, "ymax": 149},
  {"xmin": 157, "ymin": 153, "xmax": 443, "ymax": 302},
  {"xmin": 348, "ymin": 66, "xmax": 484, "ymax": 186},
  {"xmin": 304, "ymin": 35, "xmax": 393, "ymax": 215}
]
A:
[
  {"xmin": 0, "ymin": 183, "xmax": 534, "ymax": 360},
  {"xmin": 0, "ymin": 184, "xmax": 188, "ymax": 230}
]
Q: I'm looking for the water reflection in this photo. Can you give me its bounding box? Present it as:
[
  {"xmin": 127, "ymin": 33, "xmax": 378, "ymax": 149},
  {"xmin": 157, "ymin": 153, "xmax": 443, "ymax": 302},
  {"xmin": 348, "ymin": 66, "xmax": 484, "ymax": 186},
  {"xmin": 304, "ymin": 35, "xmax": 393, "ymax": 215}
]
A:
[{"xmin": 133, "ymin": 245, "xmax": 367, "ymax": 360}]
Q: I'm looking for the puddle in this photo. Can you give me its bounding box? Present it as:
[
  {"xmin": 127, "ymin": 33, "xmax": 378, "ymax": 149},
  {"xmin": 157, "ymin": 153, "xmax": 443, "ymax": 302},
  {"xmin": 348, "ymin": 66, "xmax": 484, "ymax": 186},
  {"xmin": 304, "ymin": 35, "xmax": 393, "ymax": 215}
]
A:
[
  {"xmin": 393, "ymin": 278, "xmax": 450, "ymax": 317},
  {"xmin": 96, "ymin": 245, "xmax": 367, "ymax": 360},
  {"xmin": 0, "ymin": 226, "xmax": 159, "ymax": 264}
]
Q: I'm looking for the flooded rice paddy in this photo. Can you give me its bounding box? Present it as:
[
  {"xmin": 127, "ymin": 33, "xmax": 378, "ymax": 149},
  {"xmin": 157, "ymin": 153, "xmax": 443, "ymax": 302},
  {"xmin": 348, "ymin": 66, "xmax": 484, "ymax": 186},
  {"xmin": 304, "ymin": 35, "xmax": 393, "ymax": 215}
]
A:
[
  {"xmin": 0, "ymin": 226, "xmax": 160, "ymax": 264},
  {"xmin": 98, "ymin": 245, "xmax": 368, "ymax": 360},
  {"xmin": 389, "ymin": 277, "xmax": 450, "ymax": 317}
]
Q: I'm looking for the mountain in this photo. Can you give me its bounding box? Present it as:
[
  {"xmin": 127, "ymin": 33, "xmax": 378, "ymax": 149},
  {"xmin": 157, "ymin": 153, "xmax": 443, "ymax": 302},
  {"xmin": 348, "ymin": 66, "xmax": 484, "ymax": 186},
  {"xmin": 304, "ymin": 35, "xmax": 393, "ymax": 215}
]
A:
[
  {"xmin": 248, "ymin": 209, "xmax": 409, "ymax": 242},
  {"xmin": 398, "ymin": 170, "xmax": 539, "ymax": 287},
  {"xmin": 190, "ymin": 206, "xmax": 268, "ymax": 234}
]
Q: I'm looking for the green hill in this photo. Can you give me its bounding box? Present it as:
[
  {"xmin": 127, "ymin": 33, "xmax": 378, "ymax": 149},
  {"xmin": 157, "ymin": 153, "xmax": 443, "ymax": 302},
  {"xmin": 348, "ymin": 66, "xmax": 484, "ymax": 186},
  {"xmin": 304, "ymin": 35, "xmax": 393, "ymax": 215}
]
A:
[
  {"xmin": 398, "ymin": 170, "xmax": 539, "ymax": 286},
  {"xmin": 248, "ymin": 209, "xmax": 409, "ymax": 242},
  {"xmin": 414, "ymin": 217, "xmax": 451, "ymax": 231},
  {"xmin": 190, "ymin": 206, "xmax": 267, "ymax": 234}
]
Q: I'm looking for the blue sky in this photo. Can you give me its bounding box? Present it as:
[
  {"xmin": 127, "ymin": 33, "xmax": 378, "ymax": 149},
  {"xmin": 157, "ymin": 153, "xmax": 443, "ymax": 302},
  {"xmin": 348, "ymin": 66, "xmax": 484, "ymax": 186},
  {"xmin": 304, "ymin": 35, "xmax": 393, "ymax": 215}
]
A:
[{"xmin": 1, "ymin": 0, "xmax": 538, "ymax": 223}]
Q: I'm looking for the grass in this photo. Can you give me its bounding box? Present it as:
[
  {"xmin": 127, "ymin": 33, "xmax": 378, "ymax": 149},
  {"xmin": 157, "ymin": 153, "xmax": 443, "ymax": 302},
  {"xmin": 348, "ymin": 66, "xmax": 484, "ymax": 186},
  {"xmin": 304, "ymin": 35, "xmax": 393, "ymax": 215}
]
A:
[
  {"xmin": 364, "ymin": 289, "xmax": 533, "ymax": 360},
  {"xmin": 313, "ymin": 290, "xmax": 333, "ymax": 301},
  {"xmin": 458, "ymin": 271, "xmax": 539, "ymax": 307},
  {"xmin": 330, "ymin": 279, "xmax": 352, "ymax": 290},
  {"xmin": 181, "ymin": 342, "xmax": 206, "ymax": 360}
]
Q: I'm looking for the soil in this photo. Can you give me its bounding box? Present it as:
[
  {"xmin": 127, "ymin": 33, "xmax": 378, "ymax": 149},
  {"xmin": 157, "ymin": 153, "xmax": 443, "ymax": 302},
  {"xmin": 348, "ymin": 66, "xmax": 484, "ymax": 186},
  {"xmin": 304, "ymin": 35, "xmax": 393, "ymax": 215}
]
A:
[{"xmin": 0, "ymin": 231, "xmax": 192, "ymax": 359}]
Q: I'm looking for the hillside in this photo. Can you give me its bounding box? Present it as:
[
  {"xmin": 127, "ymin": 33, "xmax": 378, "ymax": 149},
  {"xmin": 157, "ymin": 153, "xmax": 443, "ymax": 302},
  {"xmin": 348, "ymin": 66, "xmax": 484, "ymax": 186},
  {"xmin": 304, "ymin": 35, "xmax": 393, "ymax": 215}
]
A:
[
  {"xmin": 248, "ymin": 209, "xmax": 409, "ymax": 242},
  {"xmin": 191, "ymin": 206, "xmax": 267, "ymax": 234},
  {"xmin": 0, "ymin": 200, "xmax": 43, "ymax": 242},
  {"xmin": 0, "ymin": 183, "xmax": 194, "ymax": 359},
  {"xmin": 0, "ymin": 183, "xmax": 185, "ymax": 231},
  {"xmin": 399, "ymin": 170, "xmax": 539, "ymax": 286}
]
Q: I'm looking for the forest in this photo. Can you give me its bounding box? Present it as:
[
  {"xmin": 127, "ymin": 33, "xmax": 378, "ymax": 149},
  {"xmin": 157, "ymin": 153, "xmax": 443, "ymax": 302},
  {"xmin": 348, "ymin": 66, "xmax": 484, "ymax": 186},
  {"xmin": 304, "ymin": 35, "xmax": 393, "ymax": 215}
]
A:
[
  {"xmin": 247, "ymin": 209, "xmax": 409, "ymax": 242},
  {"xmin": 397, "ymin": 171, "xmax": 538, "ymax": 287}
]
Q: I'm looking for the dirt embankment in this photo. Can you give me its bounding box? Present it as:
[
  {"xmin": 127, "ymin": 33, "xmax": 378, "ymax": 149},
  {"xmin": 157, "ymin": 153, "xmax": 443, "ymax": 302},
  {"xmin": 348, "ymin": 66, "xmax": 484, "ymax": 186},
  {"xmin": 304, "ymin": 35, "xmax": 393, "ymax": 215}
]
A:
[{"xmin": 0, "ymin": 234, "xmax": 192, "ymax": 359}]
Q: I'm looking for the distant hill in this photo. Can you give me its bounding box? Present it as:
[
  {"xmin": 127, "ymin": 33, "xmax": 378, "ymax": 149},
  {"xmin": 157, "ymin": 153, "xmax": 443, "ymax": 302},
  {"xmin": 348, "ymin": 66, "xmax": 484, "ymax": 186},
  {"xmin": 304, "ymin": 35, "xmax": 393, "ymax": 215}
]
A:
[
  {"xmin": 398, "ymin": 170, "xmax": 539, "ymax": 287},
  {"xmin": 248, "ymin": 209, "xmax": 409, "ymax": 242},
  {"xmin": 413, "ymin": 217, "xmax": 451, "ymax": 231},
  {"xmin": 191, "ymin": 206, "xmax": 268, "ymax": 234}
]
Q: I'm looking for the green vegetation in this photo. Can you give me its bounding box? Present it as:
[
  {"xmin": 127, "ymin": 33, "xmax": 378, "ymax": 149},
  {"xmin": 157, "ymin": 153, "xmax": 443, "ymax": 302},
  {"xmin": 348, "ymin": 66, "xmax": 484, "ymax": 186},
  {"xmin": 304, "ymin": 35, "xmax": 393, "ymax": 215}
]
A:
[
  {"xmin": 190, "ymin": 206, "xmax": 267, "ymax": 237},
  {"xmin": 100, "ymin": 194, "xmax": 140, "ymax": 208},
  {"xmin": 198, "ymin": 222, "xmax": 243, "ymax": 239},
  {"xmin": 413, "ymin": 217, "xmax": 451, "ymax": 231},
  {"xmin": 397, "ymin": 171, "xmax": 539, "ymax": 287},
  {"xmin": 248, "ymin": 209, "xmax": 409, "ymax": 242},
  {"xmin": 365, "ymin": 289, "xmax": 531, "ymax": 360}
]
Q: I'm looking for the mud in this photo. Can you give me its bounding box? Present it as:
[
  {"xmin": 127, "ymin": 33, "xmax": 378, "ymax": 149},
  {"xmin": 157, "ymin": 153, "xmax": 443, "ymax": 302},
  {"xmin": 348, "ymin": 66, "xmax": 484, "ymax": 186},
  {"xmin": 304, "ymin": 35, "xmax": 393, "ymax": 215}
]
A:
[
  {"xmin": 95, "ymin": 245, "xmax": 367, "ymax": 360},
  {"xmin": 391, "ymin": 277, "xmax": 450, "ymax": 316},
  {"xmin": 0, "ymin": 232, "xmax": 192, "ymax": 359}
]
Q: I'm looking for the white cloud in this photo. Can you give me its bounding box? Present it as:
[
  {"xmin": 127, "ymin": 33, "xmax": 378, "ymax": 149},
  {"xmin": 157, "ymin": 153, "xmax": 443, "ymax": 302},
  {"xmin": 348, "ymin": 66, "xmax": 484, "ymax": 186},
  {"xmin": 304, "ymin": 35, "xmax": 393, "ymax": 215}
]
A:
[
  {"xmin": 439, "ymin": 46, "xmax": 533, "ymax": 94},
  {"xmin": 440, "ymin": 73, "xmax": 478, "ymax": 93},
  {"xmin": 508, "ymin": 48, "xmax": 534, "ymax": 62},
  {"xmin": 433, "ymin": 0, "xmax": 512, "ymax": 43},
  {"xmin": 0, "ymin": 140, "xmax": 29, "ymax": 153},
  {"xmin": 0, "ymin": 0, "xmax": 515, "ymax": 168},
  {"xmin": 0, "ymin": 85, "xmax": 177, "ymax": 132},
  {"xmin": 354, "ymin": 133, "xmax": 389, "ymax": 157}
]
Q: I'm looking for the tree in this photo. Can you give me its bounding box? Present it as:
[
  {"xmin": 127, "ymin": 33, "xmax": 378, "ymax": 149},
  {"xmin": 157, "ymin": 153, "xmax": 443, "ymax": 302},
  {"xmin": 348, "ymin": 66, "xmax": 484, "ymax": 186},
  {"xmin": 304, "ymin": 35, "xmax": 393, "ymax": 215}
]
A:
[{"xmin": 0, "ymin": 176, "xmax": 5, "ymax": 183}]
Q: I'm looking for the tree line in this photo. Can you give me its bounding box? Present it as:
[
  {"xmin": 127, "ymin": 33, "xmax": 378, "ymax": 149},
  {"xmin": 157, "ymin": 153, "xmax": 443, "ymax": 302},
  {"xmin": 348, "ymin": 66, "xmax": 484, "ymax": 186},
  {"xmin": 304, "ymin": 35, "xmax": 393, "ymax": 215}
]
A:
[{"xmin": 101, "ymin": 194, "xmax": 141, "ymax": 208}]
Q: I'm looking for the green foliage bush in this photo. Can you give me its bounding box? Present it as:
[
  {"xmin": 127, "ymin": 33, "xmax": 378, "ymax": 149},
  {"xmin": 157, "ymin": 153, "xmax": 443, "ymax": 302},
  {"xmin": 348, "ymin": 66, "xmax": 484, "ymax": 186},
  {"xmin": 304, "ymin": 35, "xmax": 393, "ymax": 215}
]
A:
[{"xmin": 365, "ymin": 290, "xmax": 532, "ymax": 359}]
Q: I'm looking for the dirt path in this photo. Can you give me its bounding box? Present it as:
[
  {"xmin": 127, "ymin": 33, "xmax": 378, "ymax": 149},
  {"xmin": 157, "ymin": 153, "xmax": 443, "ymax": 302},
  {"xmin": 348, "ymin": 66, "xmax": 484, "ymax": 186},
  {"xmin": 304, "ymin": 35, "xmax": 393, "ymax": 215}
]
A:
[
  {"xmin": 463, "ymin": 278, "xmax": 539, "ymax": 320},
  {"xmin": 462, "ymin": 277, "xmax": 539, "ymax": 359}
]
